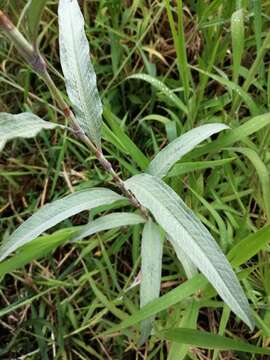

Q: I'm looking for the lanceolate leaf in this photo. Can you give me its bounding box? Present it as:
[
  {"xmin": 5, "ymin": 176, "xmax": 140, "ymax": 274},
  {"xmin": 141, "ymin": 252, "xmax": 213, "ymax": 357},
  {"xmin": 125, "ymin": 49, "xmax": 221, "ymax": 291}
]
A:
[
  {"xmin": 231, "ymin": 9, "xmax": 244, "ymax": 84},
  {"xmin": 58, "ymin": 0, "xmax": 102, "ymax": 147},
  {"xmin": 0, "ymin": 228, "xmax": 77, "ymax": 278},
  {"xmin": 168, "ymin": 235, "xmax": 197, "ymax": 279},
  {"xmin": 127, "ymin": 74, "xmax": 188, "ymax": 114},
  {"xmin": 158, "ymin": 328, "xmax": 270, "ymax": 355},
  {"xmin": 125, "ymin": 173, "xmax": 254, "ymax": 329},
  {"xmin": 140, "ymin": 221, "xmax": 164, "ymax": 342},
  {"xmin": 0, "ymin": 112, "xmax": 57, "ymax": 152},
  {"xmin": 73, "ymin": 212, "xmax": 145, "ymax": 241},
  {"xmin": 0, "ymin": 189, "xmax": 123, "ymax": 261},
  {"xmin": 148, "ymin": 124, "xmax": 229, "ymax": 178}
]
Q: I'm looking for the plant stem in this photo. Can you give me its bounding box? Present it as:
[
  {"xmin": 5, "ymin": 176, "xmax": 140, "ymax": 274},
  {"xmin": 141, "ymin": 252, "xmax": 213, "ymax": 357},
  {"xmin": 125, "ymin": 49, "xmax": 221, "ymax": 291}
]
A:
[{"xmin": 0, "ymin": 10, "xmax": 149, "ymax": 219}]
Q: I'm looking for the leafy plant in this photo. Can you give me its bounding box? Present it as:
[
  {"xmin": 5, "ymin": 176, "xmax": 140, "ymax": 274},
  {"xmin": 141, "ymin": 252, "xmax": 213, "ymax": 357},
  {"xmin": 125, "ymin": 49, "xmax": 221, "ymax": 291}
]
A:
[{"xmin": 1, "ymin": 0, "xmax": 268, "ymax": 355}]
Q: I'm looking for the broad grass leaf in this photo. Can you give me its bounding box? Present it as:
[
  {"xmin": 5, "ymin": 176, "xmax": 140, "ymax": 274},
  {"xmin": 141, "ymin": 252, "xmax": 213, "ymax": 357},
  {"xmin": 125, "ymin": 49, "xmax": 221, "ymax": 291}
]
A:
[
  {"xmin": 127, "ymin": 74, "xmax": 188, "ymax": 114},
  {"xmin": 0, "ymin": 189, "xmax": 123, "ymax": 261},
  {"xmin": 140, "ymin": 221, "xmax": 164, "ymax": 343},
  {"xmin": 148, "ymin": 124, "xmax": 229, "ymax": 178},
  {"xmin": 0, "ymin": 228, "xmax": 77, "ymax": 278},
  {"xmin": 191, "ymin": 65, "xmax": 259, "ymax": 115},
  {"xmin": 228, "ymin": 224, "xmax": 270, "ymax": 267},
  {"xmin": 103, "ymin": 107, "xmax": 149, "ymax": 170},
  {"xmin": 158, "ymin": 328, "xmax": 270, "ymax": 355},
  {"xmin": 58, "ymin": 0, "xmax": 102, "ymax": 147},
  {"xmin": 168, "ymin": 301, "xmax": 199, "ymax": 360},
  {"xmin": 73, "ymin": 212, "xmax": 145, "ymax": 241},
  {"xmin": 231, "ymin": 9, "xmax": 244, "ymax": 83},
  {"xmin": 0, "ymin": 112, "xmax": 57, "ymax": 152},
  {"xmin": 125, "ymin": 173, "xmax": 254, "ymax": 329},
  {"xmin": 27, "ymin": 0, "xmax": 48, "ymax": 44},
  {"xmin": 102, "ymin": 274, "xmax": 206, "ymax": 335},
  {"xmin": 229, "ymin": 147, "xmax": 270, "ymax": 220},
  {"xmin": 167, "ymin": 158, "xmax": 235, "ymax": 177}
]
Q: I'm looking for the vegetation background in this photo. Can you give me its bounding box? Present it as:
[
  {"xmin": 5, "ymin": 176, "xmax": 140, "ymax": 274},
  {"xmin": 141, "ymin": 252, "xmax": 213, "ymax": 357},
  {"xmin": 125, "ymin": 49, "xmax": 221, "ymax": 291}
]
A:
[{"xmin": 1, "ymin": 0, "xmax": 270, "ymax": 359}]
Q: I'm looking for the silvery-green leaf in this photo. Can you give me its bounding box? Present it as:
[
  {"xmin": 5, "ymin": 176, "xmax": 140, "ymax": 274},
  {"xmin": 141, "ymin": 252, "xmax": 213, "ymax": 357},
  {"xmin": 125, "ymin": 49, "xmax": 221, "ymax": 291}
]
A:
[
  {"xmin": 0, "ymin": 189, "xmax": 123, "ymax": 261},
  {"xmin": 58, "ymin": 0, "xmax": 102, "ymax": 147},
  {"xmin": 148, "ymin": 124, "xmax": 229, "ymax": 178},
  {"xmin": 168, "ymin": 235, "xmax": 197, "ymax": 279},
  {"xmin": 72, "ymin": 212, "xmax": 145, "ymax": 241},
  {"xmin": 0, "ymin": 112, "xmax": 57, "ymax": 152},
  {"xmin": 140, "ymin": 220, "xmax": 164, "ymax": 343},
  {"xmin": 125, "ymin": 173, "xmax": 254, "ymax": 330}
]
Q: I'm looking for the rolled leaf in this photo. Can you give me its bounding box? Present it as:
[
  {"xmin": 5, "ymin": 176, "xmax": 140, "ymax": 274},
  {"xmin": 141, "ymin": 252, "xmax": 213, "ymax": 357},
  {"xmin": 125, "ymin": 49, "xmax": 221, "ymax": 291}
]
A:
[
  {"xmin": 125, "ymin": 173, "xmax": 254, "ymax": 329},
  {"xmin": 140, "ymin": 220, "xmax": 164, "ymax": 343},
  {"xmin": 0, "ymin": 112, "xmax": 57, "ymax": 152},
  {"xmin": 0, "ymin": 188, "xmax": 123, "ymax": 261},
  {"xmin": 58, "ymin": 0, "xmax": 103, "ymax": 147},
  {"xmin": 148, "ymin": 124, "xmax": 229, "ymax": 178}
]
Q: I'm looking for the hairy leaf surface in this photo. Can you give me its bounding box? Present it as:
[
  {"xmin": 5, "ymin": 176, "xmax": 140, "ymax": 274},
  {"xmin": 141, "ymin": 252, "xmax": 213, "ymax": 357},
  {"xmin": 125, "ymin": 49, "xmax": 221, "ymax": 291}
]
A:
[
  {"xmin": 148, "ymin": 124, "xmax": 229, "ymax": 178},
  {"xmin": 125, "ymin": 173, "xmax": 254, "ymax": 329},
  {"xmin": 0, "ymin": 189, "xmax": 123, "ymax": 261},
  {"xmin": 58, "ymin": 0, "xmax": 102, "ymax": 147},
  {"xmin": 140, "ymin": 221, "xmax": 163, "ymax": 342},
  {"xmin": 73, "ymin": 212, "xmax": 145, "ymax": 241},
  {"xmin": 0, "ymin": 112, "xmax": 57, "ymax": 152}
]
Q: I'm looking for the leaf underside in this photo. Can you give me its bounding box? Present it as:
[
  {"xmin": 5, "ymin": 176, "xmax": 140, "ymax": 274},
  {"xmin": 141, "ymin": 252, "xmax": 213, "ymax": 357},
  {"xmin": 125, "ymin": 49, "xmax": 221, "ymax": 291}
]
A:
[
  {"xmin": 125, "ymin": 173, "xmax": 254, "ymax": 329},
  {"xmin": 0, "ymin": 112, "xmax": 57, "ymax": 152},
  {"xmin": 0, "ymin": 188, "xmax": 123, "ymax": 261},
  {"xmin": 58, "ymin": 0, "xmax": 103, "ymax": 147}
]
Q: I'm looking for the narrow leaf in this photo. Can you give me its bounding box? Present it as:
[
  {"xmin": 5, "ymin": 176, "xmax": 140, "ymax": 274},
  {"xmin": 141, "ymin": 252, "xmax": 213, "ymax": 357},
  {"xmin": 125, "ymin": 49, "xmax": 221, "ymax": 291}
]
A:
[
  {"xmin": 229, "ymin": 147, "xmax": 270, "ymax": 220},
  {"xmin": 158, "ymin": 328, "xmax": 270, "ymax": 355},
  {"xmin": 0, "ymin": 112, "xmax": 57, "ymax": 152},
  {"xmin": 0, "ymin": 188, "xmax": 123, "ymax": 261},
  {"xmin": 148, "ymin": 124, "xmax": 229, "ymax": 178},
  {"xmin": 72, "ymin": 212, "xmax": 145, "ymax": 241},
  {"xmin": 168, "ymin": 301, "xmax": 199, "ymax": 360},
  {"xmin": 58, "ymin": 0, "xmax": 102, "ymax": 147},
  {"xmin": 168, "ymin": 235, "xmax": 197, "ymax": 279},
  {"xmin": 167, "ymin": 158, "xmax": 235, "ymax": 177},
  {"xmin": 188, "ymin": 112, "xmax": 270, "ymax": 159},
  {"xmin": 125, "ymin": 174, "xmax": 254, "ymax": 329},
  {"xmin": 27, "ymin": 0, "xmax": 48, "ymax": 44},
  {"xmin": 140, "ymin": 221, "xmax": 164, "ymax": 342},
  {"xmin": 228, "ymin": 224, "xmax": 270, "ymax": 268},
  {"xmin": 102, "ymin": 274, "xmax": 206, "ymax": 335},
  {"xmin": 0, "ymin": 228, "xmax": 77, "ymax": 278},
  {"xmin": 127, "ymin": 74, "xmax": 188, "ymax": 114},
  {"xmin": 231, "ymin": 9, "xmax": 244, "ymax": 83}
]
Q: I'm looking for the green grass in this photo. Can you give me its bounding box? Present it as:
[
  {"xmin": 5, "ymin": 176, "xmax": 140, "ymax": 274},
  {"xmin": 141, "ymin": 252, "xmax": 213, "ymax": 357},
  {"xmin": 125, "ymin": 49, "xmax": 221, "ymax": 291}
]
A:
[{"xmin": 1, "ymin": 0, "xmax": 270, "ymax": 358}]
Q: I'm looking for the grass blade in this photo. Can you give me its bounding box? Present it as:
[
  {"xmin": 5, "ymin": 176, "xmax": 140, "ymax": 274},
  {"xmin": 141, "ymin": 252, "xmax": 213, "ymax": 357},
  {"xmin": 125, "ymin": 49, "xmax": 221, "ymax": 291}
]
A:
[
  {"xmin": 158, "ymin": 328, "xmax": 270, "ymax": 355},
  {"xmin": 127, "ymin": 74, "xmax": 188, "ymax": 114},
  {"xmin": 231, "ymin": 9, "xmax": 244, "ymax": 84},
  {"xmin": 27, "ymin": 0, "xmax": 48, "ymax": 46}
]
